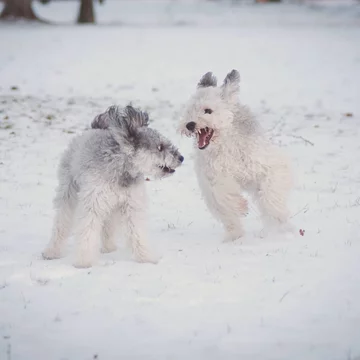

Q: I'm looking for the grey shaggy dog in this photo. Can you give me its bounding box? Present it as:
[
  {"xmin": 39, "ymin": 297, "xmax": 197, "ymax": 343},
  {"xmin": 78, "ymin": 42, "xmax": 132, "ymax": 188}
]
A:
[{"xmin": 42, "ymin": 105, "xmax": 184, "ymax": 268}]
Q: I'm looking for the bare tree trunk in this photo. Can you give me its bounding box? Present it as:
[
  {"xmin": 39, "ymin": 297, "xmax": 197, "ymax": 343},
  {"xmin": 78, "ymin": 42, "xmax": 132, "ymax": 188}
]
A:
[
  {"xmin": 0, "ymin": 0, "xmax": 40, "ymax": 20},
  {"xmin": 77, "ymin": 0, "xmax": 95, "ymax": 24}
]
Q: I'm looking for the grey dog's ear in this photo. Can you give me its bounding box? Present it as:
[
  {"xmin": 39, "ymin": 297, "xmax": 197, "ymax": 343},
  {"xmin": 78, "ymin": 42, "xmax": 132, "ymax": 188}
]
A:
[
  {"xmin": 197, "ymin": 72, "xmax": 217, "ymax": 88},
  {"xmin": 221, "ymin": 69, "xmax": 240, "ymax": 102},
  {"xmin": 91, "ymin": 106, "xmax": 119, "ymax": 130},
  {"xmin": 91, "ymin": 108, "xmax": 113, "ymax": 129},
  {"xmin": 91, "ymin": 105, "xmax": 149, "ymax": 131},
  {"xmin": 123, "ymin": 105, "xmax": 149, "ymax": 128}
]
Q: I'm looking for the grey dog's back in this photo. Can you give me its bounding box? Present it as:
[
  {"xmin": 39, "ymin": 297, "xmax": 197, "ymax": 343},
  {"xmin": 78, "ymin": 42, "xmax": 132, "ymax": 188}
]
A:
[{"xmin": 59, "ymin": 128, "xmax": 142, "ymax": 192}]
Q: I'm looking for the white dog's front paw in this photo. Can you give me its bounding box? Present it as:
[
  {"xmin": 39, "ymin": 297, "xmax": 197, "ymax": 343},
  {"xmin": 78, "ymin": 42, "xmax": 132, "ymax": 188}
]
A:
[
  {"xmin": 223, "ymin": 229, "xmax": 245, "ymax": 242},
  {"xmin": 134, "ymin": 251, "xmax": 159, "ymax": 264},
  {"xmin": 42, "ymin": 247, "xmax": 63, "ymax": 260}
]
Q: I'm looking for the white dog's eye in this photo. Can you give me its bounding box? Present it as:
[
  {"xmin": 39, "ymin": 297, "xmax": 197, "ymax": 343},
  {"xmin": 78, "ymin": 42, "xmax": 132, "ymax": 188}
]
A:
[
  {"xmin": 158, "ymin": 144, "xmax": 163, "ymax": 152},
  {"xmin": 204, "ymin": 108, "xmax": 213, "ymax": 114}
]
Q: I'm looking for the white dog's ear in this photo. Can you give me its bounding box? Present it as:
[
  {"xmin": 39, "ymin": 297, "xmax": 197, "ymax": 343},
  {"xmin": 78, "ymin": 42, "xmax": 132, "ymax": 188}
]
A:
[
  {"xmin": 221, "ymin": 69, "xmax": 240, "ymax": 102},
  {"xmin": 197, "ymin": 72, "xmax": 217, "ymax": 88}
]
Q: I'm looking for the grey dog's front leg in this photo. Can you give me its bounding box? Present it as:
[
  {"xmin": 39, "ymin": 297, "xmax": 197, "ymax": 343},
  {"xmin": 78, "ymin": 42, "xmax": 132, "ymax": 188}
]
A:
[
  {"xmin": 123, "ymin": 183, "xmax": 157, "ymax": 264},
  {"xmin": 100, "ymin": 209, "xmax": 120, "ymax": 254}
]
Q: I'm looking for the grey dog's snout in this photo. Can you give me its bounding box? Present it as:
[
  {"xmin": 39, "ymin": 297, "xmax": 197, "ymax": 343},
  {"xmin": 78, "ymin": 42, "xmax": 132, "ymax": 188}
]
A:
[
  {"xmin": 186, "ymin": 122, "xmax": 196, "ymax": 131},
  {"xmin": 179, "ymin": 155, "xmax": 184, "ymax": 163}
]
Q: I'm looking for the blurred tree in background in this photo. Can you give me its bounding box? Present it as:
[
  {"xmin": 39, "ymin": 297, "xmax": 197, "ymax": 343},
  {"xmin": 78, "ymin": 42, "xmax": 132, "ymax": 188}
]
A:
[
  {"xmin": 77, "ymin": 0, "xmax": 105, "ymax": 24},
  {"xmin": 0, "ymin": 0, "xmax": 49, "ymax": 21},
  {"xmin": 255, "ymin": 0, "xmax": 281, "ymax": 2},
  {"xmin": 0, "ymin": 0, "xmax": 105, "ymax": 23}
]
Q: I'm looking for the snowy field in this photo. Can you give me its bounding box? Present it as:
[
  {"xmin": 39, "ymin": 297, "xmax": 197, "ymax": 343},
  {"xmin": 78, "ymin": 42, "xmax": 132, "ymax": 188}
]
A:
[{"xmin": 1, "ymin": 1, "xmax": 360, "ymax": 359}]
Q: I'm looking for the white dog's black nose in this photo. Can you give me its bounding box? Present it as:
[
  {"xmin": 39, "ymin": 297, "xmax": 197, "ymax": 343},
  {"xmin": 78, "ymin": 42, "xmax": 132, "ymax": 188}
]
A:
[
  {"xmin": 186, "ymin": 122, "xmax": 196, "ymax": 131},
  {"xmin": 179, "ymin": 155, "xmax": 184, "ymax": 163}
]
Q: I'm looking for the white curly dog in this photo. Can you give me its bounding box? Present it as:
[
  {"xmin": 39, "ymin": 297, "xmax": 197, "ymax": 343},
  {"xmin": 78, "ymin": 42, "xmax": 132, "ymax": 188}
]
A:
[{"xmin": 179, "ymin": 69, "xmax": 293, "ymax": 241}]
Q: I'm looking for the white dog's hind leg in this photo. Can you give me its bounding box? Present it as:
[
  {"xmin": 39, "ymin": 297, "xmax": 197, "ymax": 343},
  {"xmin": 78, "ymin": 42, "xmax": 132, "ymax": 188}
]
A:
[
  {"xmin": 73, "ymin": 186, "xmax": 117, "ymax": 268},
  {"xmin": 201, "ymin": 179, "xmax": 248, "ymax": 242},
  {"xmin": 100, "ymin": 209, "xmax": 120, "ymax": 253},
  {"xmin": 43, "ymin": 185, "xmax": 76, "ymax": 260},
  {"xmin": 255, "ymin": 173, "xmax": 293, "ymax": 237},
  {"xmin": 123, "ymin": 183, "xmax": 157, "ymax": 264}
]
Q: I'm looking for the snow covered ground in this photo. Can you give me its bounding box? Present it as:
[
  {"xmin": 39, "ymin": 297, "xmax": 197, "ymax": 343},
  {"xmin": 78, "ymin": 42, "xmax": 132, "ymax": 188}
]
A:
[{"xmin": 1, "ymin": 1, "xmax": 360, "ymax": 359}]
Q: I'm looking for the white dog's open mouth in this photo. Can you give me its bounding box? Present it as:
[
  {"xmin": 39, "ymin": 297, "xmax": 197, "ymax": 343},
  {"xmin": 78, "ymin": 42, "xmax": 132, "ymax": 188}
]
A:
[
  {"xmin": 159, "ymin": 166, "xmax": 175, "ymax": 174},
  {"xmin": 197, "ymin": 127, "xmax": 214, "ymax": 150}
]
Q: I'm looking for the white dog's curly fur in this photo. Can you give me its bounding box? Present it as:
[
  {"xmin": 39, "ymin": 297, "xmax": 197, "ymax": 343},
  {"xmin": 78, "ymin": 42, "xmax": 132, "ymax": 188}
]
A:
[
  {"xmin": 43, "ymin": 105, "xmax": 184, "ymax": 268},
  {"xmin": 179, "ymin": 70, "xmax": 293, "ymax": 241}
]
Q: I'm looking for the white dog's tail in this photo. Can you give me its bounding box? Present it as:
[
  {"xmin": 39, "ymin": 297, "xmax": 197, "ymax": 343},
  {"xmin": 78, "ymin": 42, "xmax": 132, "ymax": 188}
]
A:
[{"xmin": 91, "ymin": 105, "xmax": 149, "ymax": 131}]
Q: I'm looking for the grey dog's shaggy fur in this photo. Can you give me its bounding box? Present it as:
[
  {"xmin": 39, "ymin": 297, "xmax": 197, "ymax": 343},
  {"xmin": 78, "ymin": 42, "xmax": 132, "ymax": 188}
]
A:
[{"xmin": 43, "ymin": 105, "xmax": 184, "ymax": 268}]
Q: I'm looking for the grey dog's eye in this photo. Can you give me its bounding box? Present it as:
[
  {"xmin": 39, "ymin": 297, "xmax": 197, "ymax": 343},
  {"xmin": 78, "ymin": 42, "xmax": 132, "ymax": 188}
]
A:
[
  {"xmin": 204, "ymin": 109, "xmax": 213, "ymax": 114},
  {"xmin": 157, "ymin": 144, "xmax": 163, "ymax": 152}
]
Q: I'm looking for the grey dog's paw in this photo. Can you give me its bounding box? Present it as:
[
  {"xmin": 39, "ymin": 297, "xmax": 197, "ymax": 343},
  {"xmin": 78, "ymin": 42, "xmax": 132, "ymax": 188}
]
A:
[
  {"xmin": 73, "ymin": 259, "xmax": 94, "ymax": 269},
  {"xmin": 100, "ymin": 244, "xmax": 117, "ymax": 254},
  {"xmin": 42, "ymin": 247, "xmax": 62, "ymax": 260}
]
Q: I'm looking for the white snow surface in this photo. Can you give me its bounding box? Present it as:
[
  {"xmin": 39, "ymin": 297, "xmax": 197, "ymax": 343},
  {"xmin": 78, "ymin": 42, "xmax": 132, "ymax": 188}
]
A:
[{"xmin": 1, "ymin": 1, "xmax": 360, "ymax": 359}]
